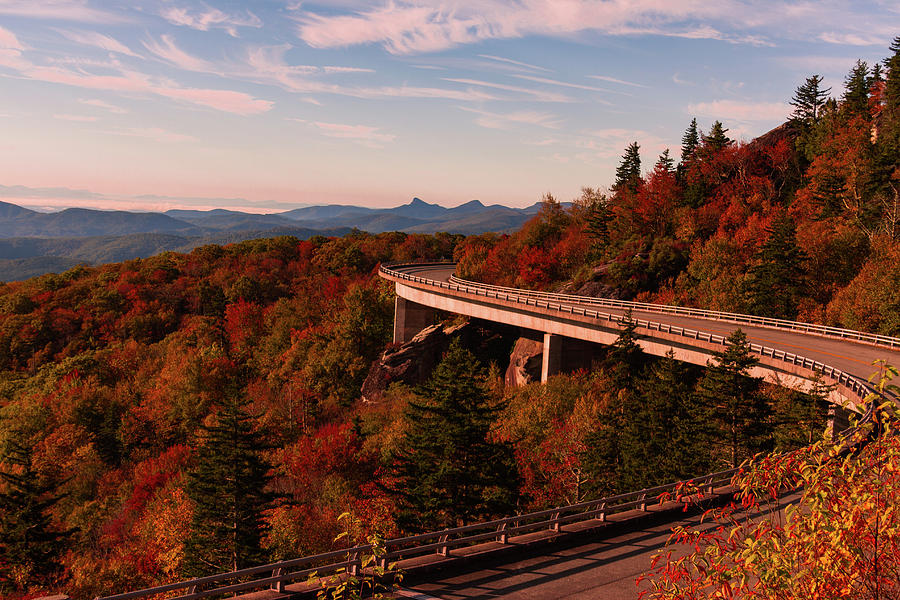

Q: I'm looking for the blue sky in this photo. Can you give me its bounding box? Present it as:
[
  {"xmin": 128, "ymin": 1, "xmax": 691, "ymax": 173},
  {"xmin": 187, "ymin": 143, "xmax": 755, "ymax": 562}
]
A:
[{"xmin": 0, "ymin": 1, "xmax": 896, "ymax": 212}]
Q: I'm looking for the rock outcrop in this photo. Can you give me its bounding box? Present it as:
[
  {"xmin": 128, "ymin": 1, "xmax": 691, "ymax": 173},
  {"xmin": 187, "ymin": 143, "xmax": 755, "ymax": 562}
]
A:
[
  {"xmin": 361, "ymin": 322, "xmax": 468, "ymax": 402},
  {"xmin": 504, "ymin": 336, "xmax": 544, "ymax": 387}
]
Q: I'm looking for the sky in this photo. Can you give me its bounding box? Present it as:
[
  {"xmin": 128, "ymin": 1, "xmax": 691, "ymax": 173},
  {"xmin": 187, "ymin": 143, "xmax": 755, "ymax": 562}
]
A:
[{"xmin": 0, "ymin": 1, "xmax": 897, "ymax": 213}]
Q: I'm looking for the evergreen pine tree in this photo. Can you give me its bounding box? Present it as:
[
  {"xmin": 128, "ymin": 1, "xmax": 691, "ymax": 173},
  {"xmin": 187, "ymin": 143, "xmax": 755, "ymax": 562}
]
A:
[
  {"xmin": 0, "ymin": 440, "xmax": 71, "ymax": 590},
  {"xmin": 880, "ymin": 37, "xmax": 900, "ymax": 160},
  {"xmin": 790, "ymin": 75, "xmax": 831, "ymax": 126},
  {"xmin": 581, "ymin": 188, "xmax": 612, "ymax": 256},
  {"xmin": 581, "ymin": 313, "xmax": 646, "ymax": 496},
  {"xmin": 603, "ymin": 310, "xmax": 645, "ymax": 388},
  {"xmin": 745, "ymin": 210, "xmax": 807, "ymax": 319},
  {"xmin": 843, "ymin": 60, "xmax": 871, "ymax": 118},
  {"xmin": 703, "ymin": 121, "xmax": 733, "ymax": 151},
  {"xmin": 619, "ymin": 351, "xmax": 709, "ymax": 490},
  {"xmin": 183, "ymin": 396, "xmax": 275, "ymax": 576},
  {"xmin": 773, "ymin": 375, "xmax": 831, "ymax": 450},
  {"xmin": 613, "ymin": 142, "xmax": 642, "ymax": 194},
  {"xmin": 655, "ymin": 149, "xmax": 675, "ymax": 174},
  {"xmin": 680, "ymin": 118, "xmax": 700, "ymax": 164},
  {"xmin": 696, "ymin": 330, "xmax": 772, "ymax": 468},
  {"xmin": 389, "ymin": 340, "xmax": 518, "ymax": 532}
]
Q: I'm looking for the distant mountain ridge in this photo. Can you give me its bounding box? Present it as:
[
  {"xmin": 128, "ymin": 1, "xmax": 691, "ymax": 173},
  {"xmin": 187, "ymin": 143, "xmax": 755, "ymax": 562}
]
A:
[{"xmin": 0, "ymin": 197, "xmax": 544, "ymax": 281}]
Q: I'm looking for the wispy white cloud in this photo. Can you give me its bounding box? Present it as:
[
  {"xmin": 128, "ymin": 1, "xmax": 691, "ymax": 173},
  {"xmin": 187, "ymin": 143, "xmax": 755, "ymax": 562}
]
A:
[
  {"xmin": 0, "ymin": 37, "xmax": 273, "ymax": 115},
  {"xmin": 688, "ymin": 99, "xmax": 790, "ymax": 122},
  {"xmin": 458, "ymin": 106, "xmax": 561, "ymax": 130},
  {"xmin": 57, "ymin": 29, "xmax": 139, "ymax": 57},
  {"xmin": 143, "ymin": 34, "xmax": 213, "ymax": 72},
  {"xmin": 442, "ymin": 77, "xmax": 571, "ymax": 102},
  {"xmin": 511, "ymin": 74, "xmax": 616, "ymax": 101},
  {"xmin": 161, "ymin": 5, "xmax": 262, "ymax": 37},
  {"xmin": 0, "ymin": 25, "xmax": 24, "ymax": 51},
  {"xmin": 294, "ymin": 1, "xmax": 888, "ymax": 55},
  {"xmin": 478, "ymin": 54, "xmax": 551, "ymax": 72},
  {"xmin": 587, "ymin": 74, "xmax": 647, "ymax": 88},
  {"xmin": 0, "ymin": 0, "xmax": 127, "ymax": 23},
  {"xmin": 105, "ymin": 126, "xmax": 196, "ymax": 143},
  {"xmin": 819, "ymin": 32, "xmax": 889, "ymax": 46},
  {"xmin": 312, "ymin": 121, "xmax": 396, "ymax": 147},
  {"xmin": 242, "ymin": 44, "xmax": 498, "ymax": 101},
  {"xmin": 79, "ymin": 98, "xmax": 128, "ymax": 114},
  {"xmin": 53, "ymin": 113, "xmax": 98, "ymax": 122}
]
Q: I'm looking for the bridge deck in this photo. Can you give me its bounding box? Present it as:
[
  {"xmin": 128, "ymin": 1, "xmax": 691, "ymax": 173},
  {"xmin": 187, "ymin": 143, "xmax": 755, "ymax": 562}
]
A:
[{"xmin": 388, "ymin": 264, "xmax": 900, "ymax": 404}]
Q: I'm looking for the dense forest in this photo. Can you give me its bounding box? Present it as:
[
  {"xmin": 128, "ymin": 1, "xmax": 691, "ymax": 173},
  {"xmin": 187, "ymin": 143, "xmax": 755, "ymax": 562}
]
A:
[{"xmin": 2, "ymin": 41, "xmax": 900, "ymax": 598}]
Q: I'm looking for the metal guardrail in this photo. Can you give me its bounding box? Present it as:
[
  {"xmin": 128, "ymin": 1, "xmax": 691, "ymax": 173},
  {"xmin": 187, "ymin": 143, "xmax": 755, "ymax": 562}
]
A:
[
  {"xmin": 98, "ymin": 468, "xmax": 740, "ymax": 600},
  {"xmin": 381, "ymin": 263, "xmax": 878, "ymax": 403}
]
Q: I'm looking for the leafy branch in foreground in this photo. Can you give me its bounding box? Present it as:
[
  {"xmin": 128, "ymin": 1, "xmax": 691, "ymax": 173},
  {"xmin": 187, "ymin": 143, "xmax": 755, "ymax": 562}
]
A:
[
  {"xmin": 640, "ymin": 362, "xmax": 900, "ymax": 599},
  {"xmin": 314, "ymin": 512, "xmax": 402, "ymax": 600}
]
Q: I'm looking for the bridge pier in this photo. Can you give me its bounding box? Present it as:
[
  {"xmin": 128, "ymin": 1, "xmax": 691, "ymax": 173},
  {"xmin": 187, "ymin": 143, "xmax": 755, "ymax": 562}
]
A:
[
  {"xmin": 541, "ymin": 333, "xmax": 563, "ymax": 382},
  {"xmin": 393, "ymin": 297, "xmax": 438, "ymax": 344}
]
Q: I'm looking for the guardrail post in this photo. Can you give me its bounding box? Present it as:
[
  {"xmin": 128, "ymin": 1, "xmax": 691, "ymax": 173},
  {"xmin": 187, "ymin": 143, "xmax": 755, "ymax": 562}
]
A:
[
  {"xmin": 706, "ymin": 478, "xmax": 715, "ymax": 495},
  {"xmin": 437, "ymin": 534, "xmax": 450, "ymax": 557},
  {"xmin": 348, "ymin": 551, "xmax": 360, "ymax": 576},
  {"xmin": 550, "ymin": 510, "xmax": 561, "ymax": 532},
  {"xmin": 639, "ymin": 493, "xmax": 647, "ymax": 511},
  {"xmin": 497, "ymin": 522, "xmax": 509, "ymax": 544},
  {"xmin": 598, "ymin": 502, "xmax": 607, "ymax": 522},
  {"xmin": 271, "ymin": 567, "xmax": 285, "ymax": 592}
]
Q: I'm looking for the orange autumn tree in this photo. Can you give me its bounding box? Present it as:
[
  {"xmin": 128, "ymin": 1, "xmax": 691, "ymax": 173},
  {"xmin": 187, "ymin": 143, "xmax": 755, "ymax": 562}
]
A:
[{"xmin": 641, "ymin": 363, "xmax": 900, "ymax": 599}]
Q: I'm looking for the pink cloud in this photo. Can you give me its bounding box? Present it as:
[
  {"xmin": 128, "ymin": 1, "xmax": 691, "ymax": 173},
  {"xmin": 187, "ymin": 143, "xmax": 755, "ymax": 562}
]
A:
[
  {"xmin": 154, "ymin": 86, "xmax": 272, "ymax": 115},
  {"xmin": 688, "ymin": 99, "xmax": 790, "ymax": 122},
  {"xmin": 0, "ymin": 41, "xmax": 272, "ymax": 115},
  {"xmin": 458, "ymin": 106, "xmax": 561, "ymax": 130},
  {"xmin": 313, "ymin": 121, "xmax": 396, "ymax": 147},
  {"xmin": 0, "ymin": 0, "xmax": 127, "ymax": 23},
  {"xmin": 161, "ymin": 5, "xmax": 262, "ymax": 37},
  {"xmin": 0, "ymin": 25, "xmax": 24, "ymax": 51},
  {"xmin": 442, "ymin": 77, "xmax": 571, "ymax": 102},
  {"xmin": 57, "ymin": 29, "xmax": 139, "ymax": 57},
  {"xmin": 53, "ymin": 113, "xmax": 98, "ymax": 122},
  {"xmin": 143, "ymin": 34, "xmax": 214, "ymax": 72}
]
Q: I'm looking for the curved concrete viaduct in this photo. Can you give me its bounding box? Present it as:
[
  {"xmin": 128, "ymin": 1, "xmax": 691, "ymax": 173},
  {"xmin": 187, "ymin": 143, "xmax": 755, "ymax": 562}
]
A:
[{"xmin": 381, "ymin": 262, "xmax": 900, "ymax": 410}]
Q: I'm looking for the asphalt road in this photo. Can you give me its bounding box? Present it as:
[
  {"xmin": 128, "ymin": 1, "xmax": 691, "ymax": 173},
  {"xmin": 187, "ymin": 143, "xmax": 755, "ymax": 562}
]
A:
[{"xmin": 393, "ymin": 494, "xmax": 800, "ymax": 600}]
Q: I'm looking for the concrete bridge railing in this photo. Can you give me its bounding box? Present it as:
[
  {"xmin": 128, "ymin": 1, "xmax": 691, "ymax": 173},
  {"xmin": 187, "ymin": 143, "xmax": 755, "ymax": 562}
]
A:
[{"xmin": 445, "ymin": 273, "xmax": 900, "ymax": 350}]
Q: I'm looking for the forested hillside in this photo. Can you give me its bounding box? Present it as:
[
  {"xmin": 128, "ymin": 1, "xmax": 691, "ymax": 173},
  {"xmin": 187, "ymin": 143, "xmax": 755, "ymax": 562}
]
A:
[
  {"xmin": 1, "ymin": 40, "xmax": 899, "ymax": 599},
  {"xmin": 455, "ymin": 43, "xmax": 900, "ymax": 337}
]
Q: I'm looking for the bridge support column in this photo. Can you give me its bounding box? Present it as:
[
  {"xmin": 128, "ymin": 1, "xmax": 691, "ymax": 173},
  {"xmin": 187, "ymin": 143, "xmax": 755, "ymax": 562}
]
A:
[
  {"xmin": 393, "ymin": 297, "xmax": 437, "ymax": 344},
  {"xmin": 541, "ymin": 333, "xmax": 563, "ymax": 382}
]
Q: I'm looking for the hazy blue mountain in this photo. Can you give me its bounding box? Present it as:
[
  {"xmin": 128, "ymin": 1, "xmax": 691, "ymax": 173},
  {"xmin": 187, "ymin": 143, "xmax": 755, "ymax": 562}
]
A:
[
  {"xmin": 0, "ymin": 201, "xmax": 38, "ymax": 219},
  {"xmin": 0, "ymin": 207, "xmax": 202, "ymax": 238},
  {"xmin": 281, "ymin": 204, "xmax": 376, "ymax": 220},
  {"xmin": 0, "ymin": 196, "xmax": 544, "ymax": 279},
  {"xmin": 0, "ymin": 226, "xmax": 352, "ymax": 281},
  {"xmin": 164, "ymin": 209, "xmax": 298, "ymax": 231}
]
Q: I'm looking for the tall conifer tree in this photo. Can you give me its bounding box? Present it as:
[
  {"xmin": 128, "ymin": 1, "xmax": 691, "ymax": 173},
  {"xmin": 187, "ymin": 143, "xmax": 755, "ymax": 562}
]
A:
[
  {"xmin": 843, "ymin": 60, "xmax": 871, "ymax": 119},
  {"xmin": 619, "ymin": 351, "xmax": 708, "ymax": 490},
  {"xmin": 389, "ymin": 340, "xmax": 518, "ymax": 532},
  {"xmin": 696, "ymin": 330, "xmax": 772, "ymax": 468},
  {"xmin": 0, "ymin": 440, "xmax": 71, "ymax": 590},
  {"xmin": 790, "ymin": 75, "xmax": 831, "ymax": 126},
  {"xmin": 704, "ymin": 121, "xmax": 733, "ymax": 151},
  {"xmin": 183, "ymin": 397, "xmax": 275, "ymax": 576},
  {"xmin": 745, "ymin": 210, "xmax": 807, "ymax": 319},
  {"xmin": 614, "ymin": 142, "xmax": 642, "ymax": 194},
  {"xmin": 680, "ymin": 118, "xmax": 700, "ymax": 164}
]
